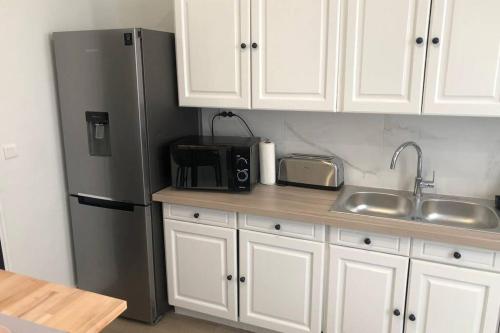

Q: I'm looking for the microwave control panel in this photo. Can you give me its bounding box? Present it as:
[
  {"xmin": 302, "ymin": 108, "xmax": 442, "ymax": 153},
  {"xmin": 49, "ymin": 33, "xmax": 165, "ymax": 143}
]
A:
[{"xmin": 233, "ymin": 148, "xmax": 252, "ymax": 191}]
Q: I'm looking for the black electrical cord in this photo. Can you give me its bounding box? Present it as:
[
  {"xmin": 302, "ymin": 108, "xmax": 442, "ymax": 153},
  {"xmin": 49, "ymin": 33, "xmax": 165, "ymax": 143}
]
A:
[
  {"xmin": 232, "ymin": 113, "xmax": 255, "ymax": 137},
  {"xmin": 210, "ymin": 111, "xmax": 255, "ymax": 137},
  {"xmin": 211, "ymin": 112, "xmax": 224, "ymax": 137}
]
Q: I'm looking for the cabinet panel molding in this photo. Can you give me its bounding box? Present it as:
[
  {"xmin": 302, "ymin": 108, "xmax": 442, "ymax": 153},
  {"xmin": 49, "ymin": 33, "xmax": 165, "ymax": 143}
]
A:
[
  {"xmin": 164, "ymin": 219, "xmax": 238, "ymax": 321},
  {"xmin": 423, "ymin": 0, "xmax": 500, "ymax": 116},
  {"xmin": 411, "ymin": 239, "xmax": 500, "ymax": 272},
  {"xmin": 239, "ymin": 213, "xmax": 326, "ymax": 242},
  {"xmin": 340, "ymin": 0, "xmax": 431, "ymax": 114},
  {"xmin": 326, "ymin": 245, "xmax": 409, "ymax": 333},
  {"xmin": 329, "ymin": 226, "xmax": 411, "ymax": 256},
  {"xmin": 239, "ymin": 230, "xmax": 325, "ymax": 333},
  {"xmin": 251, "ymin": 0, "xmax": 341, "ymax": 111},
  {"xmin": 164, "ymin": 203, "xmax": 237, "ymax": 229},
  {"xmin": 175, "ymin": 0, "xmax": 251, "ymax": 108},
  {"xmin": 406, "ymin": 259, "xmax": 500, "ymax": 333}
]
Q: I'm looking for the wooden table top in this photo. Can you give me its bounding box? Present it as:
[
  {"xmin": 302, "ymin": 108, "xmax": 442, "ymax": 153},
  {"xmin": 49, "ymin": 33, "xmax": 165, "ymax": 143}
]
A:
[
  {"xmin": 153, "ymin": 184, "xmax": 500, "ymax": 251},
  {"xmin": 0, "ymin": 270, "xmax": 126, "ymax": 333}
]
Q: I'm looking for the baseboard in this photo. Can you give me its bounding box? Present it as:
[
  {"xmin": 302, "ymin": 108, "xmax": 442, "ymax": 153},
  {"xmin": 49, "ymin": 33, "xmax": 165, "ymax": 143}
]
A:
[{"xmin": 174, "ymin": 307, "xmax": 278, "ymax": 333}]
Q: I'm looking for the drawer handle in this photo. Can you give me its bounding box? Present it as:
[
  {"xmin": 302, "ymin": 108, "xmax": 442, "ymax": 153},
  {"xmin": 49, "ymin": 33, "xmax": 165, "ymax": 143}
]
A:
[
  {"xmin": 453, "ymin": 251, "xmax": 462, "ymax": 259},
  {"xmin": 409, "ymin": 314, "xmax": 416, "ymax": 322},
  {"xmin": 274, "ymin": 224, "xmax": 281, "ymax": 230},
  {"xmin": 193, "ymin": 213, "xmax": 200, "ymax": 219},
  {"xmin": 239, "ymin": 276, "xmax": 246, "ymax": 283},
  {"xmin": 393, "ymin": 309, "xmax": 401, "ymax": 316},
  {"xmin": 364, "ymin": 238, "xmax": 372, "ymax": 245},
  {"xmin": 227, "ymin": 275, "xmax": 232, "ymax": 281}
]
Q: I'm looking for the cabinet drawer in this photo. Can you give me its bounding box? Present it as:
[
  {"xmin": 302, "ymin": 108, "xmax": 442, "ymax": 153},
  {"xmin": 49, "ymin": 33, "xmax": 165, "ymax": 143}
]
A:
[
  {"xmin": 238, "ymin": 214, "xmax": 326, "ymax": 242},
  {"xmin": 411, "ymin": 239, "xmax": 500, "ymax": 272},
  {"xmin": 328, "ymin": 227, "xmax": 410, "ymax": 256},
  {"xmin": 163, "ymin": 203, "xmax": 237, "ymax": 229}
]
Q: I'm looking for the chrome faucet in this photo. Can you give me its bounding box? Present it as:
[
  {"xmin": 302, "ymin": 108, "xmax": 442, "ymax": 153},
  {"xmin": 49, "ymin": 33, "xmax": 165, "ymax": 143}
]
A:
[{"xmin": 390, "ymin": 141, "xmax": 435, "ymax": 198}]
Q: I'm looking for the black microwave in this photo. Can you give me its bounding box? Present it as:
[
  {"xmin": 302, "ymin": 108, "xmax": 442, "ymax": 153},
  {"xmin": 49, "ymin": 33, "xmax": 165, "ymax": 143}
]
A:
[{"xmin": 170, "ymin": 136, "xmax": 260, "ymax": 192}]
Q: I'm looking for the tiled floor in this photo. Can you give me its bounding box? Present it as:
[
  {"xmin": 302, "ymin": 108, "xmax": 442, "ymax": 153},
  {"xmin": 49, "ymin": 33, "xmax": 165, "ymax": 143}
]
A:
[{"xmin": 103, "ymin": 312, "xmax": 250, "ymax": 333}]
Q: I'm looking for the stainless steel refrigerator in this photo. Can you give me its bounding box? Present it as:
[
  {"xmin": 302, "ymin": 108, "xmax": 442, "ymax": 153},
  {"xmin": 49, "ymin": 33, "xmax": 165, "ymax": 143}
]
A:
[{"xmin": 53, "ymin": 29, "xmax": 198, "ymax": 323}]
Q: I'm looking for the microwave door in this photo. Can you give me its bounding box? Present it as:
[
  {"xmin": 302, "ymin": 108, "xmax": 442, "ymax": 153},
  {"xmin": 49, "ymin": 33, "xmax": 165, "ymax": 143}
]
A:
[{"xmin": 171, "ymin": 147, "xmax": 230, "ymax": 190}]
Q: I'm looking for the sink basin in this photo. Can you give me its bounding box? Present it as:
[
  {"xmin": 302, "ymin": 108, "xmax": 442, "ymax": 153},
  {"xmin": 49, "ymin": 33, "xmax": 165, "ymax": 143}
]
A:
[
  {"xmin": 344, "ymin": 192, "xmax": 413, "ymax": 218},
  {"xmin": 421, "ymin": 199, "xmax": 499, "ymax": 229},
  {"xmin": 332, "ymin": 185, "xmax": 500, "ymax": 233}
]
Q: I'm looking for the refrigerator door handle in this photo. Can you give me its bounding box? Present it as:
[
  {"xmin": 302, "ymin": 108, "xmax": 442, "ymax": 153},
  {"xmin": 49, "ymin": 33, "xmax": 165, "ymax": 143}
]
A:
[{"xmin": 76, "ymin": 195, "xmax": 135, "ymax": 212}]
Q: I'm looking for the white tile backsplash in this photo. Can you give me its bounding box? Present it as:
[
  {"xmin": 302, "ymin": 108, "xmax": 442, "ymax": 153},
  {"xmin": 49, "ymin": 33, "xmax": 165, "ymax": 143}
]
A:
[{"xmin": 202, "ymin": 109, "xmax": 500, "ymax": 199}]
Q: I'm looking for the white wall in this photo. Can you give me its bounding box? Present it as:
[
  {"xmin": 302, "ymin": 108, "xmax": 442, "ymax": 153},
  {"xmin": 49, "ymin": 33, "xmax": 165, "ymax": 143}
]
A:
[
  {"xmin": 0, "ymin": 0, "xmax": 174, "ymax": 285},
  {"xmin": 202, "ymin": 109, "xmax": 500, "ymax": 200}
]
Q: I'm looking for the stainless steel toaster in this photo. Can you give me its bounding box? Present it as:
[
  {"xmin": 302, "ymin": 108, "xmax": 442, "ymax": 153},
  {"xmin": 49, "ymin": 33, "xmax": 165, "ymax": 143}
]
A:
[{"xmin": 277, "ymin": 154, "xmax": 344, "ymax": 190}]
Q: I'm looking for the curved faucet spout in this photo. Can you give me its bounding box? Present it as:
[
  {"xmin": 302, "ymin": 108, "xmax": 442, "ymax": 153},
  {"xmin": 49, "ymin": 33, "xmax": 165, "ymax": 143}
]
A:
[
  {"xmin": 390, "ymin": 141, "xmax": 433, "ymax": 198},
  {"xmin": 390, "ymin": 141, "xmax": 423, "ymax": 178}
]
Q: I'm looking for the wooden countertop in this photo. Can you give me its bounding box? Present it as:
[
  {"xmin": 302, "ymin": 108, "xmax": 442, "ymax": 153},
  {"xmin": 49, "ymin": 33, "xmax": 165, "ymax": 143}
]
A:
[
  {"xmin": 0, "ymin": 270, "xmax": 126, "ymax": 333},
  {"xmin": 153, "ymin": 185, "xmax": 500, "ymax": 251}
]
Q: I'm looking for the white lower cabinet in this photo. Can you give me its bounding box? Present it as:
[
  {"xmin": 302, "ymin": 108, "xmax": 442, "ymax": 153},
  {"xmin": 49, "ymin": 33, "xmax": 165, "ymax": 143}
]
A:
[
  {"xmin": 164, "ymin": 219, "xmax": 238, "ymax": 321},
  {"xmin": 239, "ymin": 230, "xmax": 325, "ymax": 333},
  {"xmin": 164, "ymin": 204, "xmax": 500, "ymax": 333},
  {"xmin": 405, "ymin": 260, "xmax": 500, "ymax": 333},
  {"xmin": 326, "ymin": 245, "xmax": 409, "ymax": 333}
]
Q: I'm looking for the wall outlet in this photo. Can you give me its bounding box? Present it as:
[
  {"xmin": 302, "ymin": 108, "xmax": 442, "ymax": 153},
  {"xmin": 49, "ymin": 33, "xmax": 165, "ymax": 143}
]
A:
[{"xmin": 2, "ymin": 144, "xmax": 18, "ymax": 160}]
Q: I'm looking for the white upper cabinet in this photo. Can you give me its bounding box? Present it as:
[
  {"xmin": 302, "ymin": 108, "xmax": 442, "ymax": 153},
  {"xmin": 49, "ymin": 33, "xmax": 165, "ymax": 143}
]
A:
[
  {"xmin": 326, "ymin": 246, "xmax": 409, "ymax": 333},
  {"xmin": 174, "ymin": 0, "xmax": 251, "ymax": 108},
  {"xmin": 239, "ymin": 230, "xmax": 325, "ymax": 333},
  {"xmin": 423, "ymin": 0, "xmax": 500, "ymax": 116},
  {"xmin": 251, "ymin": 0, "xmax": 341, "ymax": 111},
  {"xmin": 164, "ymin": 220, "xmax": 238, "ymax": 321},
  {"xmin": 406, "ymin": 260, "xmax": 500, "ymax": 333},
  {"xmin": 340, "ymin": 0, "xmax": 431, "ymax": 114}
]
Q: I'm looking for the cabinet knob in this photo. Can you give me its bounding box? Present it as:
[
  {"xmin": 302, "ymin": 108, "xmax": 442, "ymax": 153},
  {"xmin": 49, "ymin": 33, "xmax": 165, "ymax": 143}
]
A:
[
  {"xmin": 252, "ymin": 42, "xmax": 258, "ymax": 49},
  {"xmin": 227, "ymin": 275, "xmax": 233, "ymax": 281},
  {"xmin": 409, "ymin": 314, "xmax": 416, "ymax": 321},
  {"xmin": 393, "ymin": 309, "xmax": 401, "ymax": 316},
  {"xmin": 453, "ymin": 251, "xmax": 462, "ymax": 259},
  {"xmin": 275, "ymin": 224, "xmax": 281, "ymax": 230},
  {"xmin": 240, "ymin": 43, "xmax": 247, "ymax": 49},
  {"xmin": 193, "ymin": 213, "xmax": 200, "ymax": 219},
  {"xmin": 364, "ymin": 238, "xmax": 372, "ymax": 245},
  {"xmin": 239, "ymin": 276, "xmax": 246, "ymax": 283},
  {"xmin": 432, "ymin": 37, "xmax": 440, "ymax": 45},
  {"xmin": 416, "ymin": 37, "xmax": 424, "ymax": 45}
]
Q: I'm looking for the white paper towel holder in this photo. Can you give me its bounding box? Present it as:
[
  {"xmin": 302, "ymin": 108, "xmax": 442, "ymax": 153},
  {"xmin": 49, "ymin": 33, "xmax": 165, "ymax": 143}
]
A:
[{"xmin": 259, "ymin": 139, "xmax": 276, "ymax": 185}]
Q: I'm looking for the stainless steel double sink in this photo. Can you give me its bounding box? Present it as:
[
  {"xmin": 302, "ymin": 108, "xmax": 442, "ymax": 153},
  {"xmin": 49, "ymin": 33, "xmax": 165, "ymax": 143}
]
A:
[{"xmin": 332, "ymin": 185, "xmax": 500, "ymax": 232}]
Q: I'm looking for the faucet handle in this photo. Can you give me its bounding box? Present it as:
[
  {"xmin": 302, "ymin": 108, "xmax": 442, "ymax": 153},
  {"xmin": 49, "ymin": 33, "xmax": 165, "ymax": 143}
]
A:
[{"xmin": 421, "ymin": 171, "xmax": 435, "ymax": 188}]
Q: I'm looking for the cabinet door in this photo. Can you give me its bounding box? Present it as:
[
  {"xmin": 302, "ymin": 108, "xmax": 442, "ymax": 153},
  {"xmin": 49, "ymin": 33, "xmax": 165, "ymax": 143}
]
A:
[
  {"xmin": 164, "ymin": 219, "xmax": 237, "ymax": 321},
  {"xmin": 423, "ymin": 0, "xmax": 500, "ymax": 116},
  {"xmin": 174, "ymin": 0, "xmax": 251, "ymax": 109},
  {"xmin": 340, "ymin": 0, "xmax": 431, "ymax": 114},
  {"xmin": 406, "ymin": 260, "xmax": 500, "ymax": 333},
  {"xmin": 251, "ymin": 0, "xmax": 341, "ymax": 111},
  {"xmin": 239, "ymin": 230, "xmax": 325, "ymax": 333},
  {"xmin": 326, "ymin": 246, "xmax": 409, "ymax": 333}
]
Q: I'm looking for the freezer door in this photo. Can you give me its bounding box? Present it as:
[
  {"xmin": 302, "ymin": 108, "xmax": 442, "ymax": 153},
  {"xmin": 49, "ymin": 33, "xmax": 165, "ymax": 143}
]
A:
[
  {"xmin": 69, "ymin": 196, "xmax": 158, "ymax": 322},
  {"xmin": 54, "ymin": 29, "xmax": 149, "ymax": 204}
]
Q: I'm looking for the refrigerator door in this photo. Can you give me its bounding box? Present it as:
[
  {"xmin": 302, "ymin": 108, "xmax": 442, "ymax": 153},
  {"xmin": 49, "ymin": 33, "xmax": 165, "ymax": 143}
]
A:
[
  {"xmin": 54, "ymin": 29, "xmax": 150, "ymax": 204},
  {"xmin": 69, "ymin": 195, "xmax": 158, "ymax": 322}
]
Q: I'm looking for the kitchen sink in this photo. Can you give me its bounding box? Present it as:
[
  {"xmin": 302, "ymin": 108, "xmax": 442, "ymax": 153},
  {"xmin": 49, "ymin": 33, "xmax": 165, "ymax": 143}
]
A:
[
  {"xmin": 344, "ymin": 192, "xmax": 413, "ymax": 218},
  {"xmin": 332, "ymin": 185, "xmax": 500, "ymax": 233},
  {"xmin": 421, "ymin": 199, "xmax": 499, "ymax": 230}
]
